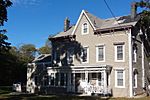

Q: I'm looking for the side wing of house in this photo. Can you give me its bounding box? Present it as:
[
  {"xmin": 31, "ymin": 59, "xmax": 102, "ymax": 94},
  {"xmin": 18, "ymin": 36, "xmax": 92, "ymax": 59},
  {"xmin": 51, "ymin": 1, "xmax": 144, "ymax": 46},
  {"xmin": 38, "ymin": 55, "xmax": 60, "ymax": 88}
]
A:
[{"xmin": 131, "ymin": 24, "xmax": 150, "ymax": 96}]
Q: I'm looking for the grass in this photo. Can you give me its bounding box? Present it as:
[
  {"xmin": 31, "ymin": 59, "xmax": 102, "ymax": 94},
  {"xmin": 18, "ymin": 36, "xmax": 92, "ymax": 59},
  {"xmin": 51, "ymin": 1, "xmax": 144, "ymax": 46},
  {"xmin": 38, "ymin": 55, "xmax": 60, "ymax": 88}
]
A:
[
  {"xmin": 0, "ymin": 87, "xmax": 150, "ymax": 100},
  {"xmin": 0, "ymin": 93, "xmax": 150, "ymax": 100}
]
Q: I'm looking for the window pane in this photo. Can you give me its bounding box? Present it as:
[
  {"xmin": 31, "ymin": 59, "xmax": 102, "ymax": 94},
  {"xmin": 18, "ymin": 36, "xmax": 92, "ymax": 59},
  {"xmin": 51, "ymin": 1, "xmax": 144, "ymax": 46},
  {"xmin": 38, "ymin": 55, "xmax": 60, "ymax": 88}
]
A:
[
  {"xmin": 98, "ymin": 46, "xmax": 104, "ymax": 61},
  {"xmin": 82, "ymin": 47, "xmax": 88, "ymax": 62},
  {"xmin": 117, "ymin": 70, "xmax": 124, "ymax": 86},
  {"xmin": 117, "ymin": 45, "xmax": 123, "ymax": 60},
  {"xmin": 83, "ymin": 23, "xmax": 87, "ymax": 33}
]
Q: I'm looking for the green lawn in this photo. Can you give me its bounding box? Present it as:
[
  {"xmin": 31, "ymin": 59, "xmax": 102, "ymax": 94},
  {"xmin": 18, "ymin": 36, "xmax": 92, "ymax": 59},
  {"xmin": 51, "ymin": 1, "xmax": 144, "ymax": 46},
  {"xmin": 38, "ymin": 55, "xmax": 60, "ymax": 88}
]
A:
[
  {"xmin": 0, "ymin": 93, "xmax": 150, "ymax": 100},
  {"xmin": 0, "ymin": 88, "xmax": 150, "ymax": 100}
]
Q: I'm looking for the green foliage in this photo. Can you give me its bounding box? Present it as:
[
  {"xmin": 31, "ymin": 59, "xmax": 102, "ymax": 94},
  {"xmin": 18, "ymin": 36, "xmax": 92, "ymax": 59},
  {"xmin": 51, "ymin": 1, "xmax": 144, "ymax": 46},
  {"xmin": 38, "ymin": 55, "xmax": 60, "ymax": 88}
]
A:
[
  {"xmin": 0, "ymin": 0, "xmax": 12, "ymax": 26},
  {"xmin": 136, "ymin": 0, "xmax": 150, "ymax": 8},
  {"xmin": 38, "ymin": 39, "xmax": 51, "ymax": 54},
  {"xmin": 0, "ymin": 0, "xmax": 12, "ymax": 52},
  {"xmin": 19, "ymin": 44, "xmax": 37, "ymax": 62},
  {"xmin": 135, "ymin": 0, "xmax": 150, "ymax": 41},
  {"xmin": 0, "ymin": 44, "xmax": 37, "ymax": 86},
  {"xmin": 0, "ymin": 30, "xmax": 11, "ymax": 52},
  {"xmin": 39, "ymin": 46, "xmax": 51, "ymax": 54}
]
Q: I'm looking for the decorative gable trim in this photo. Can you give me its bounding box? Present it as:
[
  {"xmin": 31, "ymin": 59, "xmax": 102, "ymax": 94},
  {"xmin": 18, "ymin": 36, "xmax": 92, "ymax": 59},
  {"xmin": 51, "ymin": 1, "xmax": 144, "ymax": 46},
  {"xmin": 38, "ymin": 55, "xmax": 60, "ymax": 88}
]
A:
[{"xmin": 72, "ymin": 10, "xmax": 96, "ymax": 35}]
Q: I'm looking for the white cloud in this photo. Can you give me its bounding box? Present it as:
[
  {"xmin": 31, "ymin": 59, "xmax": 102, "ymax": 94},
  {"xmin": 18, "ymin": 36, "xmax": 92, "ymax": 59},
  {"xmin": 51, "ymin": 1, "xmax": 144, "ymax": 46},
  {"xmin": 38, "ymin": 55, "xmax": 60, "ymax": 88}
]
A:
[{"xmin": 11, "ymin": 0, "xmax": 41, "ymax": 6}]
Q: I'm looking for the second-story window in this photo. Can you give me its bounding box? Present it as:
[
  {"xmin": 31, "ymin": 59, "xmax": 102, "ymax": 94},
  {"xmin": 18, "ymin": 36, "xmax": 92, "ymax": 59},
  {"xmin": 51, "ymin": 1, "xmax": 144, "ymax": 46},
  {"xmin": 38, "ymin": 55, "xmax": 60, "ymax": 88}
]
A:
[
  {"xmin": 96, "ymin": 45, "xmax": 105, "ymax": 62},
  {"xmin": 81, "ymin": 47, "xmax": 89, "ymax": 63},
  {"xmin": 133, "ymin": 49, "xmax": 137, "ymax": 62},
  {"xmin": 82, "ymin": 23, "xmax": 89, "ymax": 34},
  {"xmin": 114, "ymin": 44, "xmax": 125, "ymax": 62}
]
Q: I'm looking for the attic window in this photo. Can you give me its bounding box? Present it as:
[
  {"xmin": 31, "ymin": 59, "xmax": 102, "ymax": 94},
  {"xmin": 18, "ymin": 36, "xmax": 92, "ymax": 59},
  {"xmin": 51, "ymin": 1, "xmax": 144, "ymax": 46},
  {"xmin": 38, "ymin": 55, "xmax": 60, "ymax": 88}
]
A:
[{"xmin": 82, "ymin": 23, "xmax": 89, "ymax": 35}]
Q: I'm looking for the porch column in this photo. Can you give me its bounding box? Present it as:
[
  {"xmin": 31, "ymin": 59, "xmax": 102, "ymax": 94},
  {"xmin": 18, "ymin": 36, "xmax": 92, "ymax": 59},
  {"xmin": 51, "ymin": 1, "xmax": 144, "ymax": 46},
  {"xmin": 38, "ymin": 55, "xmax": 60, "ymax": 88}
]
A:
[
  {"xmin": 48, "ymin": 74, "xmax": 51, "ymax": 86},
  {"xmin": 85, "ymin": 71, "xmax": 88, "ymax": 83},
  {"xmin": 58, "ymin": 73, "xmax": 61, "ymax": 86},
  {"xmin": 67, "ymin": 73, "xmax": 71, "ymax": 92},
  {"xmin": 54, "ymin": 73, "xmax": 56, "ymax": 86},
  {"xmin": 64, "ymin": 73, "xmax": 66, "ymax": 86},
  {"xmin": 73, "ymin": 73, "xmax": 75, "ymax": 92},
  {"xmin": 85, "ymin": 71, "xmax": 88, "ymax": 93},
  {"xmin": 104, "ymin": 70, "xmax": 107, "ymax": 88}
]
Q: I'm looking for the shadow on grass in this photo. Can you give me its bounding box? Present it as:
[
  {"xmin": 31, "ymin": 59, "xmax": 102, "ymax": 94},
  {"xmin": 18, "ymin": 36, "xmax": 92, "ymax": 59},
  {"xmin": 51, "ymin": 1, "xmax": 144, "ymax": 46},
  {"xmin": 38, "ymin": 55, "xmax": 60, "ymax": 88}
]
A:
[{"xmin": 0, "ymin": 94, "xmax": 111, "ymax": 100}]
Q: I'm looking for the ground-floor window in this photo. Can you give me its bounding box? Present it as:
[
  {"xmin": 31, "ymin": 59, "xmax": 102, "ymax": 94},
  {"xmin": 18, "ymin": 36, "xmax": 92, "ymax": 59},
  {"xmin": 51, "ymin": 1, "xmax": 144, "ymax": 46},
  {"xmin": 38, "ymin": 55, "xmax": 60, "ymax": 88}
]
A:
[
  {"xmin": 133, "ymin": 73, "xmax": 137, "ymax": 88},
  {"xmin": 50, "ymin": 73, "xmax": 54, "ymax": 86},
  {"xmin": 115, "ymin": 69, "xmax": 125, "ymax": 88}
]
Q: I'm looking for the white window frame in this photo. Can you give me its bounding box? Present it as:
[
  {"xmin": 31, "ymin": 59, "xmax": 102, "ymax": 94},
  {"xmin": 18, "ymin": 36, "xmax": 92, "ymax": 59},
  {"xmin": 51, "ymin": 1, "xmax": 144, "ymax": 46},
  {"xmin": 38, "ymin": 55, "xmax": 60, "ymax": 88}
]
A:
[
  {"xmin": 133, "ymin": 68, "xmax": 137, "ymax": 88},
  {"xmin": 133, "ymin": 49, "xmax": 137, "ymax": 62},
  {"xmin": 133, "ymin": 73, "xmax": 137, "ymax": 88},
  {"xmin": 82, "ymin": 22, "xmax": 89, "ymax": 35},
  {"xmin": 96, "ymin": 45, "xmax": 105, "ymax": 62},
  {"xmin": 115, "ymin": 68, "xmax": 125, "ymax": 88},
  {"xmin": 81, "ymin": 46, "xmax": 89, "ymax": 63},
  {"xmin": 114, "ymin": 44, "xmax": 125, "ymax": 62}
]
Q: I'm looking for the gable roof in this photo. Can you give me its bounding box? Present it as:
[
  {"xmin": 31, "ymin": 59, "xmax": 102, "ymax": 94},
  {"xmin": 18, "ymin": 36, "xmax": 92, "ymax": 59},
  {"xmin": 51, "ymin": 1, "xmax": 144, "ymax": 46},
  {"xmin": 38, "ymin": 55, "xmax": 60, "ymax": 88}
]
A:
[
  {"xmin": 52, "ymin": 10, "xmax": 140, "ymax": 39},
  {"xmin": 33, "ymin": 54, "xmax": 51, "ymax": 63},
  {"xmin": 84, "ymin": 10, "xmax": 103, "ymax": 29},
  {"xmin": 52, "ymin": 25, "xmax": 75, "ymax": 38}
]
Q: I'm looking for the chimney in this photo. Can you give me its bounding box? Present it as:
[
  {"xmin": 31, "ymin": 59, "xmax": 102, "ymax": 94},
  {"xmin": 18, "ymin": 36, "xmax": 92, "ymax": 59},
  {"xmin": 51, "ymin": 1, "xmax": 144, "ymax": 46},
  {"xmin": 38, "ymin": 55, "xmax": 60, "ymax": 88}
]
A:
[
  {"xmin": 131, "ymin": 2, "xmax": 137, "ymax": 21},
  {"xmin": 64, "ymin": 17, "xmax": 70, "ymax": 32}
]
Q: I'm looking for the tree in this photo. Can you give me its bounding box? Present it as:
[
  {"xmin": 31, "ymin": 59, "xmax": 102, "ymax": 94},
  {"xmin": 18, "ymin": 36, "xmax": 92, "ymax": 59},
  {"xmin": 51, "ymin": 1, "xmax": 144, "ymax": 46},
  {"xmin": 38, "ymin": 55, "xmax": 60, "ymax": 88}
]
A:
[
  {"xmin": 136, "ymin": 0, "xmax": 150, "ymax": 58},
  {"xmin": 0, "ymin": 0, "xmax": 12, "ymax": 52},
  {"xmin": 19, "ymin": 44, "xmax": 37, "ymax": 62},
  {"xmin": 136, "ymin": 0, "xmax": 150, "ymax": 40},
  {"xmin": 39, "ymin": 46, "xmax": 51, "ymax": 54},
  {"xmin": 38, "ymin": 39, "xmax": 51, "ymax": 54}
]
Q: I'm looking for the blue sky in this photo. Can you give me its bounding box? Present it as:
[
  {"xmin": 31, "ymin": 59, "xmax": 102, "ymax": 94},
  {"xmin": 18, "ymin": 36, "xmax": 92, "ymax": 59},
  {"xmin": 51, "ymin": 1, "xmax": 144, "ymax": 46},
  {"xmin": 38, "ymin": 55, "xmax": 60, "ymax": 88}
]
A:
[{"xmin": 4, "ymin": 0, "xmax": 140, "ymax": 48}]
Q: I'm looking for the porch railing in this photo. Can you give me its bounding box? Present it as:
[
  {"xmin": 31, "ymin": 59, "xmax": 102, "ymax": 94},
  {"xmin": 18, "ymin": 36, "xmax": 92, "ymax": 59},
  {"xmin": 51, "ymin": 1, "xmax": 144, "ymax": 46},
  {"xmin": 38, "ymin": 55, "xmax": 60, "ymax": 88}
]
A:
[{"xmin": 84, "ymin": 85, "xmax": 112, "ymax": 95}]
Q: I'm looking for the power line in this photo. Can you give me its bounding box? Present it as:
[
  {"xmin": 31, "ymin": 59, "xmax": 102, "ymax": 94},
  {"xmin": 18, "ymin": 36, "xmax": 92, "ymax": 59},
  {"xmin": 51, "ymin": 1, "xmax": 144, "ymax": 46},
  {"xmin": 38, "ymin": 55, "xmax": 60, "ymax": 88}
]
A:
[{"xmin": 103, "ymin": 0, "xmax": 119, "ymax": 24}]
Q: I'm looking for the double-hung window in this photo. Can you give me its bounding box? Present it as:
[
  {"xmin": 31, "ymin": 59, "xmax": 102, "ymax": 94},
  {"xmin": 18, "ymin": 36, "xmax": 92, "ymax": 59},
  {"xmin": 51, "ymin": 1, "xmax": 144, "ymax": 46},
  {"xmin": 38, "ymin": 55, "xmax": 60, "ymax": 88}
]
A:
[
  {"xmin": 115, "ymin": 69, "xmax": 125, "ymax": 88},
  {"xmin": 81, "ymin": 47, "xmax": 89, "ymax": 63},
  {"xmin": 133, "ymin": 49, "xmax": 137, "ymax": 62},
  {"xmin": 96, "ymin": 45, "xmax": 105, "ymax": 62},
  {"xmin": 133, "ymin": 73, "xmax": 137, "ymax": 88},
  {"xmin": 82, "ymin": 23, "xmax": 89, "ymax": 35},
  {"xmin": 114, "ymin": 44, "xmax": 125, "ymax": 62},
  {"xmin": 133, "ymin": 68, "xmax": 137, "ymax": 88}
]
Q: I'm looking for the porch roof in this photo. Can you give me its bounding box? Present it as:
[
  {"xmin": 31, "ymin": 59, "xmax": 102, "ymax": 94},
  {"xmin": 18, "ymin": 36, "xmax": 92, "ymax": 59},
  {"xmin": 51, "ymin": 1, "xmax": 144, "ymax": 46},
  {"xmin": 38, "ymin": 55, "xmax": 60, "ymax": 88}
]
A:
[{"xmin": 47, "ymin": 65, "xmax": 112, "ymax": 73}]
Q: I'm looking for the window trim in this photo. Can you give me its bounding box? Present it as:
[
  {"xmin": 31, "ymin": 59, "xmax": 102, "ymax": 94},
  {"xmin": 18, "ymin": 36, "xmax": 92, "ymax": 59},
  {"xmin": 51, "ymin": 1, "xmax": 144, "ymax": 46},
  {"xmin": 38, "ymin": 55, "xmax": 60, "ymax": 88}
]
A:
[
  {"xmin": 82, "ymin": 22, "xmax": 89, "ymax": 35},
  {"xmin": 115, "ymin": 69, "xmax": 125, "ymax": 88},
  {"xmin": 81, "ymin": 46, "xmax": 89, "ymax": 63},
  {"xmin": 133, "ymin": 74, "xmax": 137, "ymax": 88},
  {"xmin": 114, "ymin": 44, "xmax": 125, "ymax": 62},
  {"xmin": 133, "ymin": 68, "xmax": 137, "ymax": 88},
  {"xmin": 133, "ymin": 49, "xmax": 137, "ymax": 62},
  {"xmin": 96, "ymin": 45, "xmax": 105, "ymax": 62}
]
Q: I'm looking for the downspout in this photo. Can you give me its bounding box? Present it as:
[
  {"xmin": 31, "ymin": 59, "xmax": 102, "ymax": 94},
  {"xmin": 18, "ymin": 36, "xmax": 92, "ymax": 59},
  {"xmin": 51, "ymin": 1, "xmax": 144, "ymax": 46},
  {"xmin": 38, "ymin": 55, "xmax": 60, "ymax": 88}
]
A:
[
  {"xmin": 128, "ymin": 29, "xmax": 133, "ymax": 97},
  {"xmin": 141, "ymin": 34, "xmax": 145, "ymax": 88}
]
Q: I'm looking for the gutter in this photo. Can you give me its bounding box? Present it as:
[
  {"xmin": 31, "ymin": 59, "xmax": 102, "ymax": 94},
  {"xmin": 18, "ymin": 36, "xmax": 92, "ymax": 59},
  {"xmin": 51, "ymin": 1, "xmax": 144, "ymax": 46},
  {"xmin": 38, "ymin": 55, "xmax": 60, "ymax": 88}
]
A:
[{"xmin": 94, "ymin": 25, "xmax": 133, "ymax": 33}]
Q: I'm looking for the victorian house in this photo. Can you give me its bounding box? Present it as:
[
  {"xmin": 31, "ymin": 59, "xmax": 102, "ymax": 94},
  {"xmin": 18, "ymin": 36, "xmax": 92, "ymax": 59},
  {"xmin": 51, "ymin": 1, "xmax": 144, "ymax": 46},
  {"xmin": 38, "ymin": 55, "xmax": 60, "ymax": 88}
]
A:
[{"xmin": 27, "ymin": 3, "xmax": 150, "ymax": 97}]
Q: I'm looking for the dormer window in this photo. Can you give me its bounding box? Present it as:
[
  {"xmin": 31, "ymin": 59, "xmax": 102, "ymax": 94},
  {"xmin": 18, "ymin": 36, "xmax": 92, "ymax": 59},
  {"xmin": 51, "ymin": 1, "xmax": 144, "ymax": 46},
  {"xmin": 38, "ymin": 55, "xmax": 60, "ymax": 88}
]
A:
[{"xmin": 82, "ymin": 23, "xmax": 89, "ymax": 35}]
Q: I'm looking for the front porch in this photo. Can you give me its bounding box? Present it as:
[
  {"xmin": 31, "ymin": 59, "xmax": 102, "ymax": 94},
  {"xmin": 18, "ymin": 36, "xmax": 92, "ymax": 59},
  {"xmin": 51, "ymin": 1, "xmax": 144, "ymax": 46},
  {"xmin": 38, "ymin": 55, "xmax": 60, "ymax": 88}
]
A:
[{"xmin": 44, "ymin": 65, "xmax": 112, "ymax": 96}]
